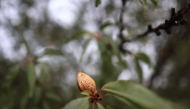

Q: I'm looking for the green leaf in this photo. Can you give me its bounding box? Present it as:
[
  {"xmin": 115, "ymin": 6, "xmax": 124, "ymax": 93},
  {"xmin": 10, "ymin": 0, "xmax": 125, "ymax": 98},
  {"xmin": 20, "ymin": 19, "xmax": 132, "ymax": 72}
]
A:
[
  {"xmin": 118, "ymin": 60, "xmax": 128, "ymax": 69},
  {"xmin": 81, "ymin": 90, "xmax": 92, "ymax": 96},
  {"xmin": 62, "ymin": 97, "xmax": 90, "ymax": 109},
  {"xmin": 33, "ymin": 86, "xmax": 42, "ymax": 104},
  {"xmin": 20, "ymin": 89, "xmax": 29, "ymax": 109},
  {"xmin": 136, "ymin": 52, "xmax": 151, "ymax": 67},
  {"xmin": 43, "ymin": 100, "xmax": 50, "ymax": 109},
  {"xmin": 139, "ymin": 0, "xmax": 148, "ymax": 16},
  {"xmin": 100, "ymin": 22, "xmax": 112, "ymax": 30},
  {"xmin": 27, "ymin": 62, "xmax": 36, "ymax": 97},
  {"xmin": 134, "ymin": 52, "xmax": 151, "ymax": 83},
  {"xmin": 79, "ymin": 37, "xmax": 92, "ymax": 62},
  {"xmin": 67, "ymin": 31, "xmax": 94, "ymax": 43},
  {"xmin": 111, "ymin": 95, "xmax": 137, "ymax": 109},
  {"xmin": 16, "ymin": 28, "xmax": 31, "ymax": 55},
  {"xmin": 107, "ymin": 105, "xmax": 121, "ymax": 109},
  {"xmin": 97, "ymin": 103, "xmax": 106, "ymax": 109},
  {"xmin": 39, "ymin": 48, "xmax": 64, "ymax": 57},
  {"xmin": 6, "ymin": 64, "xmax": 20, "ymax": 84},
  {"xmin": 45, "ymin": 92, "xmax": 61, "ymax": 102},
  {"xmin": 39, "ymin": 63, "xmax": 51, "ymax": 83},
  {"xmin": 95, "ymin": 0, "xmax": 101, "ymax": 7},
  {"xmin": 67, "ymin": 31, "xmax": 84, "ymax": 42},
  {"xmin": 105, "ymin": 36, "xmax": 127, "ymax": 68},
  {"xmin": 134, "ymin": 58, "xmax": 143, "ymax": 83},
  {"xmin": 151, "ymin": 0, "xmax": 158, "ymax": 6},
  {"xmin": 102, "ymin": 80, "xmax": 174, "ymax": 109}
]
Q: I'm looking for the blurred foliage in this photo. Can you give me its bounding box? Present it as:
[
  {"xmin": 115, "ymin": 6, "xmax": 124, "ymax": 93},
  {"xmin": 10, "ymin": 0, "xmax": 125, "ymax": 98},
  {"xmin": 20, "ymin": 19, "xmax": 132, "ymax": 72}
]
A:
[
  {"xmin": 0, "ymin": 0, "xmax": 190, "ymax": 109},
  {"xmin": 63, "ymin": 81, "xmax": 180, "ymax": 109}
]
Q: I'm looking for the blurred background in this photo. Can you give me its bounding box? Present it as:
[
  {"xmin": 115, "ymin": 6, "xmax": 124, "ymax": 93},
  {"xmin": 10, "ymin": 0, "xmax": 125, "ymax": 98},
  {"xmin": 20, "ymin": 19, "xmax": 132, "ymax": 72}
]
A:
[{"xmin": 0, "ymin": 0, "xmax": 190, "ymax": 109}]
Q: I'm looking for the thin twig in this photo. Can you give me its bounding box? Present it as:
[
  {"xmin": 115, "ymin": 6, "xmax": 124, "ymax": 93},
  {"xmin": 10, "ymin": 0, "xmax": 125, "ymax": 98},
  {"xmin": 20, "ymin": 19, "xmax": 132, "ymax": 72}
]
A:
[
  {"xmin": 126, "ymin": 3, "xmax": 190, "ymax": 42},
  {"xmin": 118, "ymin": 3, "xmax": 190, "ymax": 54},
  {"xmin": 118, "ymin": 0, "xmax": 131, "ymax": 54}
]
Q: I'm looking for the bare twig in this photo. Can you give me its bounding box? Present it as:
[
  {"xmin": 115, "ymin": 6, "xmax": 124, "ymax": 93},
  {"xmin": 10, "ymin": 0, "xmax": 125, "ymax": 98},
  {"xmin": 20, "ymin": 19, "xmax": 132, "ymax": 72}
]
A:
[
  {"xmin": 126, "ymin": 3, "xmax": 190, "ymax": 42},
  {"xmin": 119, "ymin": 3, "xmax": 190, "ymax": 54}
]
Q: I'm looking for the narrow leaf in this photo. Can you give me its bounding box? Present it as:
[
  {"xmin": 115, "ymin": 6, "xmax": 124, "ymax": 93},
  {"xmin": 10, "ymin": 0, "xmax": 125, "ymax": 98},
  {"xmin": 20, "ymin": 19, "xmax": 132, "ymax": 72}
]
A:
[
  {"xmin": 81, "ymin": 90, "xmax": 92, "ymax": 96},
  {"xmin": 100, "ymin": 22, "xmax": 112, "ymax": 30},
  {"xmin": 134, "ymin": 58, "xmax": 143, "ymax": 83},
  {"xmin": 45, "ymin": 92, "xmax": 61, "ymax": 102},
  {"xmin": 43, "ymin": 100, "xmax": 50, "ymax": 109},
  {"xmin": 151, "ymin": 0, "xmax": 158, "ymax": 6},
  {"xmin": 39, "ymin": 63, "xmax": 51, "ymax": 83},
  {"xmin": 105, "ymin": 36, "xmax": 127, "ymax": 68},
  {"xmin": 39, "ymin": 48, "xmax": 64, "ymax": 57},
  {"xmin": 62, "ymin": 97, "xmax": 90, "ymax": 109},
  {"xmin": 67, "ymin": 31, "xmax": 94, "ymax": 43},
  {"xmin": 6, "ymin": 64, "xmax": 20, "ymax": 81},
  {"xmin": 79, "ymin": 38, "xmax": 92, "ymax": 62},
  {"xmin": 16, "ymin": 28, "xmax": 31, "ymax": 55},
  {"xmin": 33, "ymin": 86, "xmax": 42, "ymax": 104},
  {"xmin": 107, "ymin": 105, "xmax": 121, "ymax": 109},
  {"xmin": 97, "ymin": 103, "xmax": 106, "ymax": 109},
  {"xmin": 20, "ymin": 89, "xmax": 29, "ymax": 109},
  {"xmin": 139, "ymin": 0, "xmax": 148, "ymax": 16},
  {"xmin": 95, "ymin": 0, "xmax": 101, "ymax": 7},
  {"xmin": 67, "ymin": 31, "xmax": 85, "ymax": 43},
  {"xmin": 102, "ymin": 80, "xmax": 173, "ymax": 109},
  {"xmin": 27, "ymin": 62, "xmax": 36, "ymax": 97},
  {"xmin": 111, "ymin": 95, "xmax": 137, "ymax": 109},
  {"xmin": 136, "ymin": 52, "xmax": 151, "ymax": 67}
]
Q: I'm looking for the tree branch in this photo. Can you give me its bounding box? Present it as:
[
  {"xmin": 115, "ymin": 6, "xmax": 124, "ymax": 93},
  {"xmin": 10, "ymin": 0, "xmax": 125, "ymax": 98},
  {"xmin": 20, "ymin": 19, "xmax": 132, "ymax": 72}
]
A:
[
  {"xmin": 119, "ymin": 3, "xmax": 190, "ymax": 54},
  {"xmin": 118, "ymin": 0, "xmax": 132, "ymax": 54}
]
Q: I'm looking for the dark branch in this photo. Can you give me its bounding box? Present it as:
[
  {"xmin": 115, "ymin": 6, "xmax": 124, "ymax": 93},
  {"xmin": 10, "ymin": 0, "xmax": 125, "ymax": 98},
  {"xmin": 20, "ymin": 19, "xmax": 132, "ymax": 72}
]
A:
[
  {"xmin": 118, "ymin": 0, "xmax": 132, "ymax": 54},
  {"xmin": 128, "ymin": 3, "xmax": 190, "ymax": 42}
]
